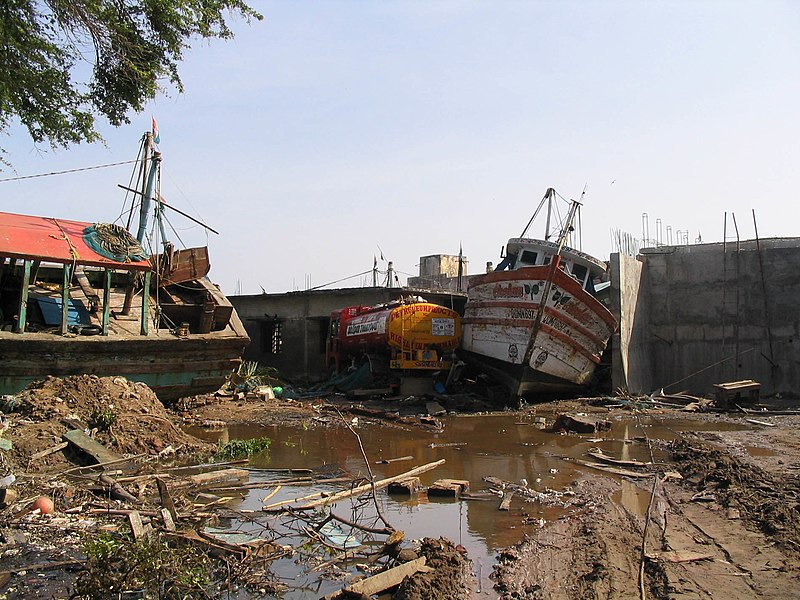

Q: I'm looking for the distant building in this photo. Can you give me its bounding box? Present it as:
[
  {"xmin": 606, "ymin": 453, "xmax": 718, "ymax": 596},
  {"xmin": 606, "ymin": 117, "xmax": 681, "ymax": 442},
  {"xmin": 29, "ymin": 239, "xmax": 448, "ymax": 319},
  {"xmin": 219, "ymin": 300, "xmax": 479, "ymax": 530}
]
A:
[{"xmin": 407, "ymin": 254, "xmax": 471, "ymax": 292}]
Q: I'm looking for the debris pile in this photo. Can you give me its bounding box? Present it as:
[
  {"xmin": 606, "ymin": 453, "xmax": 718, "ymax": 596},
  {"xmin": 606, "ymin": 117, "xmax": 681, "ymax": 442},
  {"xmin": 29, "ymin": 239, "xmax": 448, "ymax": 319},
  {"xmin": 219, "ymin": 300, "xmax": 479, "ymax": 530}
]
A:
[
  {"xmin": 4, "ymin": 374, "xmax": 210, "ymax": 471},
  {"xmin": 670, "ymin": 438, "xmax": 800, "ymax": 554}
]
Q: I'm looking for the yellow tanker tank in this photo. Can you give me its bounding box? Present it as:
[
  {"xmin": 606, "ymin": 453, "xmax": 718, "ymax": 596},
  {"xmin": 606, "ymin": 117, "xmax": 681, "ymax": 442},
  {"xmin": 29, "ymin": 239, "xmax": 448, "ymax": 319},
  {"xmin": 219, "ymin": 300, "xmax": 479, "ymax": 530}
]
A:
[{"xmin": 386, "ymin": 302, "xmax": 461, "ymax": 370}]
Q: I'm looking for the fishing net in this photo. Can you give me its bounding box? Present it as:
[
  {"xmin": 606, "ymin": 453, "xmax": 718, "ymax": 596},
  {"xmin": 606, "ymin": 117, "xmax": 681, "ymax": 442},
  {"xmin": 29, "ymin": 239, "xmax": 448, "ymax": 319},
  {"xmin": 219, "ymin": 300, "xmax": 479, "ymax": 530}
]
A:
[{"xmin": 82, "ymin": 223, "xmax": 148, "ymax": 263}]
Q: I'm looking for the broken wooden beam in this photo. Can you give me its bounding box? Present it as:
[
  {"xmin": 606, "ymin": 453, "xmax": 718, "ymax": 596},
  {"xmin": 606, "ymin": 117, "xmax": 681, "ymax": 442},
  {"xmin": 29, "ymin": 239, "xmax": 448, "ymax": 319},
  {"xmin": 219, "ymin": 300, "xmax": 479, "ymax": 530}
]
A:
[
  {"xmin": 98, "ymin": 473, "xmax": 138, "ymax": 503},
  {"xmin": 573, "ymin": 459, "xmax": 651, "ymax": 479},
  {"xmin": 587, "ymin": 449, "xmax": 647, "ymax": 468},
  {"xmin": 28, "ymin": 441, "xmax": 69, "ymax": 463},
  {"xmin": 172, "ymin": 468, "xmax": 250, "ymax": 490},
  {"xmin": 324, "ymin": 557, "xmax": 427, "ymax": 600},
  {"xmin": 427, "ymin": 479, "xmax": 469, "ymax": 497},
  {"xmin": 127, "ymin": 510, "xmax": 153, "ymax": 540},
  {"xmin": 388, "ymin": 477, "xmax": 421, "ymax": 495},
  {"xmin": 498, "ymin": 490, "xmax": 515, "ymax": 511}
]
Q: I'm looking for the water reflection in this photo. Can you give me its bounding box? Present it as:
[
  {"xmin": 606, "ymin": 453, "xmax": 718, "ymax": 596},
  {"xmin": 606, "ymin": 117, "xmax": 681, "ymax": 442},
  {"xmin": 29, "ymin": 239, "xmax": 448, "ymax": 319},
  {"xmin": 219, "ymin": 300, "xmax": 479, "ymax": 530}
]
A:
[{"xmin": 186, "ymin": 411, "xmax": 750, "ymax": 597}]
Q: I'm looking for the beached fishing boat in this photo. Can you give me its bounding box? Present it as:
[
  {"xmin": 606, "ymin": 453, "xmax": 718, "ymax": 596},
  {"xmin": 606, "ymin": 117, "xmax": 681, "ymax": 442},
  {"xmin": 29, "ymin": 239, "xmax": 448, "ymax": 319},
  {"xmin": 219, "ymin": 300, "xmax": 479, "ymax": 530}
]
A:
[
  {"xmin": 0, "ymin": 132, "xmax": 249, "ymax": 402},
  {"xmin": 461, "ymin": 188, "xmax": 616, "ymax": 397}
]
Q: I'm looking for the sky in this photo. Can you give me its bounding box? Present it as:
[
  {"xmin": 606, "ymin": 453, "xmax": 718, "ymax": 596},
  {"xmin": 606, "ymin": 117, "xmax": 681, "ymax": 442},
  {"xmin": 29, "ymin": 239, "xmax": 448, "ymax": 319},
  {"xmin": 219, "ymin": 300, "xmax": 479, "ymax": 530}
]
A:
[{"xmin": 2, "ymin": 0, "xmax": 799, "ymax": 295}]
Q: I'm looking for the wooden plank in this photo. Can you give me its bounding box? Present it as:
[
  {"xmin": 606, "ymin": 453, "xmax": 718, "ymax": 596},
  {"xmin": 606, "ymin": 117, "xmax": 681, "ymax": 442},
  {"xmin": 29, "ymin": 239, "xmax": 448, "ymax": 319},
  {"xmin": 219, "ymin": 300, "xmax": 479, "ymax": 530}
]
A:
[
  {"xmin": 160, "ymin": 507, "xmax": 176, "ymax": 532},
  {"xmin": 587, "ymin": 450, "xmax": 647, "ymax": 468},
  {"xmin": 127, "ymin": 510, "xmax": 152, "ymax": 540},
  {"xmin": 387, "ymin": 477, "xmax": 420, "ymax": 495},
  {"xmin": 499, "ymin": 490, "xmax": 515, "ymax": 511},
  {"xmin": 62, "ymin": 429, "xmax": 122, "ymax": 465},
  {"xmin": 156, "ymin": 478, "xmax": 178, "ymax": 523},
  {"xmin": 172, "ymin": 468, "xmax": 250, "ymax": 490},
  {"xmin": 428, "ymin": 478, "xmax": 469, "ymax": 497},
  {"xmin": 343, "ymin": 557, "xmax": 427, "ymax": 597},
  {"xmin": 574, "ymin": 459, "xmax": 651, "ymax": 479}
]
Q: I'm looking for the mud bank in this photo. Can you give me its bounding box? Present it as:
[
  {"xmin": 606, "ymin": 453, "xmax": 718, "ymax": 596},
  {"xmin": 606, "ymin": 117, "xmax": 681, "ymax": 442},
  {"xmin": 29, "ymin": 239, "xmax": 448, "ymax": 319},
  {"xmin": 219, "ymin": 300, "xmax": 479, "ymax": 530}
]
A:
[{"xmin": 3, "ymin": 379, "xmax": 800, "ymax": 599}]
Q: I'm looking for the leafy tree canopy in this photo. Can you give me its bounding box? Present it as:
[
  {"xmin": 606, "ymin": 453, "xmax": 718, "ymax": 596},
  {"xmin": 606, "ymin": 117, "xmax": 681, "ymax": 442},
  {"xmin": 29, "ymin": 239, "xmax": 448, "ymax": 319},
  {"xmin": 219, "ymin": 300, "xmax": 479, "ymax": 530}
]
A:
[{"xmin": 0, "ymin": 0, "xmax": 261, "ymax": 161}]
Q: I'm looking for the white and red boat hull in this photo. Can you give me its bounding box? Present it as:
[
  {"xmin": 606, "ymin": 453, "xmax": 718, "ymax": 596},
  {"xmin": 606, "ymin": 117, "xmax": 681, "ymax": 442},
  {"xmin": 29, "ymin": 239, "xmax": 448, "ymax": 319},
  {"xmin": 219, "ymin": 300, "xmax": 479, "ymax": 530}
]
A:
[{"xmin": 462, "ymin": 266, "xmax": 616, "ymax": 395}]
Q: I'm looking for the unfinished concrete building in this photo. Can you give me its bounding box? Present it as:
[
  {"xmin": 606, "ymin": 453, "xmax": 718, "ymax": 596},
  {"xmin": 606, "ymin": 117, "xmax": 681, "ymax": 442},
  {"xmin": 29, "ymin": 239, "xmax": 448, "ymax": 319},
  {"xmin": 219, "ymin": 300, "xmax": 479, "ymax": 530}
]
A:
[{"xmin": 611, "ymin": 238, "xmax": 800, "ymax": 397}]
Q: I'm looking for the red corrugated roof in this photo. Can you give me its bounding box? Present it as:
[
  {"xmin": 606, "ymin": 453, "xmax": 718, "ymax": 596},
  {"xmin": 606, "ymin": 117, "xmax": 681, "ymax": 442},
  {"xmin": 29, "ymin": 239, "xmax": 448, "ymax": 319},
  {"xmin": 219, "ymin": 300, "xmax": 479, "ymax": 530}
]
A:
[{"xmin": 0, "ymin": 211, "xmax": 151, "ymax": 271}]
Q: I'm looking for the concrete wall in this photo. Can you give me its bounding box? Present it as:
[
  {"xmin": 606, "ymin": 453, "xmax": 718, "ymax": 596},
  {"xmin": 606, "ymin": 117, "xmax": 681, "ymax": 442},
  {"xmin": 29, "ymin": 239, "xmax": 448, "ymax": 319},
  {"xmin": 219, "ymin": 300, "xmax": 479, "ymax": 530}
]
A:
[
  {"xmin": 612, "ymin": 238, "xmax": 800, "ymax": 397},
  {"xmin": 610, "ymin": 253, "xmax": 652, "ymax": 394},
  {"xmin": 231, "ymin": 287, "xmax": 467, "ymax": 383}
]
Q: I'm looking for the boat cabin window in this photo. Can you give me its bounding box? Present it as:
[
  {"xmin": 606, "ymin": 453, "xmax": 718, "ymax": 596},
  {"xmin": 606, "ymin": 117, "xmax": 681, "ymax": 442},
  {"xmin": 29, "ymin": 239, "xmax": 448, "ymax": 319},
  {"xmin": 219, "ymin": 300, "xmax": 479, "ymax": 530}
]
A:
[
  {"xmin": 571, "ymin": 263, "xmax": 589, "ymax": 286},
  {"xmin": 518, "ymin": 250, "xmax": 538, "ymax": 266}
]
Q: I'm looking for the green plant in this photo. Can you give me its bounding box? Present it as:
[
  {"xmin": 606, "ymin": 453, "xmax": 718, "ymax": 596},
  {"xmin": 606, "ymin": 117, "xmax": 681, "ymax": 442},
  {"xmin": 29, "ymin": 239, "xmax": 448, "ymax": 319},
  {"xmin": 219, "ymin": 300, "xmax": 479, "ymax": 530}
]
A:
[
  {"xmin": 213, "ymin": 436, "xmax": 271, "ymax": 461},
  {"xmin": 87, "ymin": 406, "xmax": 117, "ymax": 431},
  {"xmin": 76, "ymin": 532, "xmax": 211, "ymax": 599}
]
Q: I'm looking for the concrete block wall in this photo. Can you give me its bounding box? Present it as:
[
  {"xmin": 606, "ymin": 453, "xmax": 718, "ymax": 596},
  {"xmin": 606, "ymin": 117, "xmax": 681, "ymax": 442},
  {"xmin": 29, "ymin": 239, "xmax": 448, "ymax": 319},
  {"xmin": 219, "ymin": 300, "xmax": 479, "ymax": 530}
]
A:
[{"xmin": 612, "ymin": 238, "xmax": 800, "ymax": 397}]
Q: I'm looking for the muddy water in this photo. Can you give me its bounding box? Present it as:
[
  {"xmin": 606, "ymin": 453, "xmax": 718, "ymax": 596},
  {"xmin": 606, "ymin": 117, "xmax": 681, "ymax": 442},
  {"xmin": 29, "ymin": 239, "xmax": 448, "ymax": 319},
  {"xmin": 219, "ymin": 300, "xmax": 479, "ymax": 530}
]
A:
[{"xmin": 186, "ymin": 412, "xmax": 750, "ymax": 598}]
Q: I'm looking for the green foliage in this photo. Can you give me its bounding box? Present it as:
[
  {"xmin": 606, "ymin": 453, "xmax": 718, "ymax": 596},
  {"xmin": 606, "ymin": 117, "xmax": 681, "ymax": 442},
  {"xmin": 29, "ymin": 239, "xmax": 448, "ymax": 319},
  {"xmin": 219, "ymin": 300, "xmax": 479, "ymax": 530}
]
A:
[
  {"xmin": 0, "ymin": 0, "xmax": 262, "ymax": 162},
  {"xmin": 87, "ymin": 406, "xmax": 117, "ymax": 431},
  {"xmin": 214, "ymin": 436, "xmax": 270, "ymax": 460},
  {"xmin": 227, "ymin": 361, "xmax": 282, "ymax": 392},
  {"xmin": 77, "ymin": 532, "xmax": 211, "ymax": 598}
]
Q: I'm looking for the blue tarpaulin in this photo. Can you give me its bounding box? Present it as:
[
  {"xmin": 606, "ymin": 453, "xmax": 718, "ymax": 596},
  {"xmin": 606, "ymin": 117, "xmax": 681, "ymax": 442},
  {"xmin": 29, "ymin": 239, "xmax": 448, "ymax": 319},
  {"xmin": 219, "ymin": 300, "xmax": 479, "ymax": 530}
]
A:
[{"xmin": 36, "ymin": 297, "xmax": 90, "ymax": 326}]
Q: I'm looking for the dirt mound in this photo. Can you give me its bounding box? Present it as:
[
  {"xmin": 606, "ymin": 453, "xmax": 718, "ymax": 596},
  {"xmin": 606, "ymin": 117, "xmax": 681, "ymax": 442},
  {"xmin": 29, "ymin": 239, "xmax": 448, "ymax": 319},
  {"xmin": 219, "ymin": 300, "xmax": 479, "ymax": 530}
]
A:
[
  {"xmin": 393, "ymin": 538, "xmax": 472, "ymax": 600},
  {"xmin": 670, "ymin": 438, "xmax": 800, "ymax": 555},
  {"xmin": 4, "ymin": 375, "xmax": 210, "ymax": 471}
]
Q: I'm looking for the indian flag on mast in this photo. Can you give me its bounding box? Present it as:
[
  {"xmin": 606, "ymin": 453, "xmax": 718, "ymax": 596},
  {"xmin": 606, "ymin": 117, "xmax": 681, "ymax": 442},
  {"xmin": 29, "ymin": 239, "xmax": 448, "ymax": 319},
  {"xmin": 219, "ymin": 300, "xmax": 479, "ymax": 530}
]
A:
[{"xmin": 151, "ymin": 116, "xmax": 161, "ymax": 144}]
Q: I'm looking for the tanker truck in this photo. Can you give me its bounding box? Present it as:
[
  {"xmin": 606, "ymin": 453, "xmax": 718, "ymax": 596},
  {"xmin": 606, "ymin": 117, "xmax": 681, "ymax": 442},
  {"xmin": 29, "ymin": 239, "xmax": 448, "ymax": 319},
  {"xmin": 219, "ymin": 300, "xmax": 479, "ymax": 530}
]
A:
[{"xmin": 325, "ymin": 298, "xmax": 461, "ymax": 374}]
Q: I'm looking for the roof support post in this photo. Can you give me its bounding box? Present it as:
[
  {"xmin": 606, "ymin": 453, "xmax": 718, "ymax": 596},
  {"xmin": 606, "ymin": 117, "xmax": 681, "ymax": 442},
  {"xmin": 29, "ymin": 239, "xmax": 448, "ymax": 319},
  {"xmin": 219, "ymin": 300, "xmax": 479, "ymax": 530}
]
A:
[
  {"xmin": 102, "ymin": 269, "xmax": 112, "ymax": 336},
  {"xmin": 16, "ymin": 259, "xmax": 32, "ymax": 333},
  {"xmin": 61, "ymin": 263, "xmax": 72, "ymax": 335},
  {"xmin": 140, "ymin": 270, "xmax": 151, "ymax": 335}
]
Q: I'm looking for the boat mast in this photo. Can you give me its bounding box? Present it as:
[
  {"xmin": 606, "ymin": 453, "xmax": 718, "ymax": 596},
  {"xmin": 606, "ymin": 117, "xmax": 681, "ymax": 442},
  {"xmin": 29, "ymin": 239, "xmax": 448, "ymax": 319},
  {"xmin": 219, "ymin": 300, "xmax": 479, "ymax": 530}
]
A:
[
  {"xmin": 544, "ymin": 189, "xmax": 553, "ymax": 241},
  {"xmin": 516, "ymin": 197, "xmax": 582, "ymax": 396},
  {"xmin": 123, "ymin": 132, "xmax": 160, "ymax": 317},
  {"xmin": 135, "ymin": 132, "xmax": 161, "ymax": 245}
]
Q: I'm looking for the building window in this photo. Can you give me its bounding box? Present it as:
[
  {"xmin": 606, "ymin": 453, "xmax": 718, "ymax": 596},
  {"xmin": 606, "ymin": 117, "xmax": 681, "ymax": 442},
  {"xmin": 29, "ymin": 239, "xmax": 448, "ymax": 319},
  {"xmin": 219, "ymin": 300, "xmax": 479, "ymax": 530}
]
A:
[{"xmin": 261, "ymin": 320, "xmax": 282, "ymax": 354}]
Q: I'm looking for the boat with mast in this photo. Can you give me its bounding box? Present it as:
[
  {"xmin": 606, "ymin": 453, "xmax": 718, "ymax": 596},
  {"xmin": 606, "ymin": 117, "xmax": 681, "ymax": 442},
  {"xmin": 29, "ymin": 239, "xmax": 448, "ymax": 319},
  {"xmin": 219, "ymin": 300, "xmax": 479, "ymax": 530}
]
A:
[
  {"xmin": 0, "ymin": 130, "xmax": 249, "ymax": 402},
  {"xmin": 460, "ymin": 188, "xmax": 617, "ymax": 397}
]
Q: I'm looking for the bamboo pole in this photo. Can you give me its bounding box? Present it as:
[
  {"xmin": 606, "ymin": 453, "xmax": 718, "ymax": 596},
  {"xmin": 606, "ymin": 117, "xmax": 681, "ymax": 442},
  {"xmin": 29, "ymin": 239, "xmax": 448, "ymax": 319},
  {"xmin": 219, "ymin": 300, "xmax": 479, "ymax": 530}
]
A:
[{"xmin": 262, "ymin": 459, "xmax": 446, "ymax": 511}]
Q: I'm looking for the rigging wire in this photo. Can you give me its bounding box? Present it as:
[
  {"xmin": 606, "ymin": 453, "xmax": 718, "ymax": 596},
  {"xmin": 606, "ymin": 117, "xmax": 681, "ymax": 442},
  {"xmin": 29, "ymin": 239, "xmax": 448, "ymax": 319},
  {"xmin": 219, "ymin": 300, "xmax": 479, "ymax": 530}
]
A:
[
  {"xmin": 162, "ymin": 168, "xmax": 210, "ymax": 245},
  {"xmin": 161, "ymin": 212, "xmax": 187, "ymax": 249},
  {"xmin": 306, "ymin": 269, "xmax": 375, "ymax": 292},
  {"xmin": 0, "ymin": 159, "xmax": 139, "ymax": 183}
]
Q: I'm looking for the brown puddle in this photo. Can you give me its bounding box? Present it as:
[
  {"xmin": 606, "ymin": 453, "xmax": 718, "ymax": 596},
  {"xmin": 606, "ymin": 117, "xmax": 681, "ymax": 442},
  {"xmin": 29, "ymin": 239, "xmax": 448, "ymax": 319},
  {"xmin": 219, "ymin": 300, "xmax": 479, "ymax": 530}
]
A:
[
  {"xmin": 186, "ymin": 411, "xmax": 752, "ymax": 598},
  {"xmin": 745, "ymin": 445, "xmax": 778, "ymax": 457}
]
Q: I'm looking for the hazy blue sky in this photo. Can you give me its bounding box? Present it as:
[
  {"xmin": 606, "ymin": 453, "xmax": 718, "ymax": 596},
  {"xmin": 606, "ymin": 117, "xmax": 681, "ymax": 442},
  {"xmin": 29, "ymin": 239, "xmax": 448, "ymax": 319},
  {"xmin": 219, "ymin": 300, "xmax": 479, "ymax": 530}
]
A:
[{"xmin": 2, "ymin": 1, "xmax": 799, "ymax": 294}]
